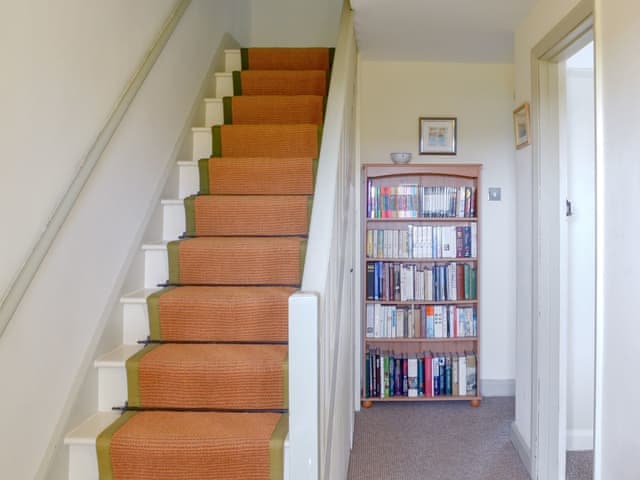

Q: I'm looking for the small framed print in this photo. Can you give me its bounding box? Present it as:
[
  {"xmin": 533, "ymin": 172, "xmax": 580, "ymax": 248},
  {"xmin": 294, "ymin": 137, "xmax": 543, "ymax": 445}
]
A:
[
  {"xmin": 513, "ymin": 103, "xmax": 531, "ymax": 149},
  {"xmin": 419, "ymin": 117, "xmax": 457, "ymax": 155}
]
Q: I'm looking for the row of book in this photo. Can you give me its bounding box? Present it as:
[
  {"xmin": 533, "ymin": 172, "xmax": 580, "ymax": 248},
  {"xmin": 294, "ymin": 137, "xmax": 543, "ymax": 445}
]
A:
[
  {"xmin": 366, "ymin": 225, "xmax": 477, "ymax": 260},
  {"xmin": 365, "ymin": 304, "xmax": 477, "ymax": 339},
  {"xmin": 364, "ymin": 350, "xmax": 478, "ymax": 398},
  {"xmin": 367, "ymin": 183, "xmax": 477, "ymax": 219},
  {"xmin": 367, "ymin": 262, "xmax": 477, "ymax": 302}
]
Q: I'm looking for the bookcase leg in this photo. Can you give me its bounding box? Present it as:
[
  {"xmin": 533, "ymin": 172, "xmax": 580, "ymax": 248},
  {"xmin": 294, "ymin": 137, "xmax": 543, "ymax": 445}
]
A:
[
  {"xmin": 361, "ymin": 400, "xmax": 373, "ymax": 409},
  {"xmin": 469, "ymin": 399, "xmax": 481, "ymax": 408}
]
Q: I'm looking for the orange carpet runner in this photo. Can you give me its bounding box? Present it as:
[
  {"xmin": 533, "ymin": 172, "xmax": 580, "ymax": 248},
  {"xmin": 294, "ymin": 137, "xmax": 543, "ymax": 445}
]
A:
[{"xmin": 96, "ymin": 47, "xmax": 332, "ymax": 479}]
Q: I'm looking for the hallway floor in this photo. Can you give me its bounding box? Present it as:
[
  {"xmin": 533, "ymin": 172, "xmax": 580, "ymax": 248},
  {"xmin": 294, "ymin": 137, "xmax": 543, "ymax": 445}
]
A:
[{"xmin": 347, "ymin": 397, "xmax": 528, "ymax": 480}]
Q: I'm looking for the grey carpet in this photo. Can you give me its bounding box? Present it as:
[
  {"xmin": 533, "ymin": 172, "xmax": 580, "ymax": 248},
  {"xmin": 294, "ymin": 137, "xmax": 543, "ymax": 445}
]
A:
[
  {"xmin": 566, "ymin": 451, "xmax": 593, "ymax": 480},
  {"xmin": 347, "ymin": 397, "xmax": 529, "ymax": 480}
]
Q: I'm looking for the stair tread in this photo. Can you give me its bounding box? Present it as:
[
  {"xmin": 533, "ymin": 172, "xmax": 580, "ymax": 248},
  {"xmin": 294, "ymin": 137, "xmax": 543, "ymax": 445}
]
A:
[
  {"xmin": 64, "ymin": 412, "xmax": 121, "ymax": 445},
  {"xmin": 142, "ymin": 242, "xmax": 168, "ymax": 251},
  {"xmin": 121, "ymin": 287, "xmax": 161, "ymax": 303},
  {"xmin": 95, "ymin": 344, "xmax": 143, "ymax": 367}
]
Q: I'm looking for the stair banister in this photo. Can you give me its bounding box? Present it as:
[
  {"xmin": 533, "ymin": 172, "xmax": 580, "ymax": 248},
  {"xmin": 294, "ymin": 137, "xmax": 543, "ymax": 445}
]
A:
[
  {"xmin": 0, "ymin": 0, "xmax": 191, "ymax": 338},
  {"xmin": 288, "ymin": 2, "xmax": 357, "ymax": 479}
]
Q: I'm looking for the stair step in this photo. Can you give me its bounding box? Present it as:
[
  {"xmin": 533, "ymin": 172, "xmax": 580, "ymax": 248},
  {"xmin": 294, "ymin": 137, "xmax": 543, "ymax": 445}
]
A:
[
  {"xmin": 177, "ymin": 160, "xmax": 199, "ymax": 199},
  {"xmin": 127, "ymin": 344, "xmax": 288, "ymax": 409},
  {"xmin": 234, "ymin": 70, "xmax": 328, "ymax": 96},
  {"xmin": 64, "ymin": 412, "xmax": 121, "ymax": 480},
  {"xmin": 97, "ymin": 411, "xmax": 287, "ymax": 479},
  {"xmin": 160, "ymin": 199, "xmax": 184, "ymax": 241},
  {"xmin": 199, "ymin": 157, "xmax": 316, "ymax": 195},
  {"xmin": 213, "ymin": 124, "xmax": 320, "ymax": 158},
  {"xmin": 185, "ymin": 195, "xmax": 311, "ymax": 237},
  {"xmin": 214, "ymin": 72, "xmax": 233, "ymax": 98},
  {"xmin": 121, "ymin": 288, "xmax": 160, "ymax": 344},
  {"xmin": 191, "ymin": 127, "xmax": 212, "ymax": 162},
  {"xmin": 96, "ymin": 345, "xmax": 144, "ymax": 411},
  {"xmin": 148, "ymin": 286, "xmax": 293, "ymax": 342},
  {"xmin": 204, "ymin": 98, "xmax": 223, "ymax": 127},
  {"xmin": 224, "ymin": 48, "xmax": 241, "ymax": 73},
  {"xmin": 223, "ymin": 95, "xmax": 324, "ymax": 125},
  {"xmin": 242, "ymin": 47, "xmax": 333, "ymax": 71},
  {"xmin": 168, "ymin": 237, "xmax": 305, "ymax": 286},
  {"xmin": 142, "ymin": 242, "xmax": 168, "ymax": 288}
]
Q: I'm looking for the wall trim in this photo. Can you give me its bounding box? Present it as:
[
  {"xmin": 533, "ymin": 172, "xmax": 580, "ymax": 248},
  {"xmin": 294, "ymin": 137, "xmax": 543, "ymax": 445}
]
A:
[
  {"xmin": 511, "ymin": 421, "xmax": 533, "ymax": 478},
  {"xmin": 480, "ymin": 379, "xmax": 515, "ymax": 397},
  {"xmin": 567, "ymin": 428, "xmax": 594, "ymax": 451}
]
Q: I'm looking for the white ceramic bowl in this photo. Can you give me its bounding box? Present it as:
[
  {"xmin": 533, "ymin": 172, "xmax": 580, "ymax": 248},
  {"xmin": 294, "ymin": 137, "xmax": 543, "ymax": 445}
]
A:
[{"xmin": 390, "ymin": 152, "xmax": 412, "ymax": 164}]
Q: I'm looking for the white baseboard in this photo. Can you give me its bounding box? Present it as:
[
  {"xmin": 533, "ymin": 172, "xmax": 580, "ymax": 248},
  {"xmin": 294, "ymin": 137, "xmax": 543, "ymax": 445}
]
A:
[
  {"xmin": 567, "ymin": 428, "xmax": 593, "ymax": 451},
  {"xmin": 480, "ymin": 379, "xmax": 515, "ymax": 397},
  {"xmin": 510, "ymin": 422, "xmax": 533, "ymax": 478}
]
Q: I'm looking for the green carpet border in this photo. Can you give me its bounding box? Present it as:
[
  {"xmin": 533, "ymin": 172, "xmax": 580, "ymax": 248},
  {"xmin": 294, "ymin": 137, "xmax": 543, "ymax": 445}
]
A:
[
  {"xmin": 198, "ymin": 158, "xmax": 210, "ymax": 194},
  {"xmin": 184, "ymin": 195, "xmax": 196, "ymax": 236},
  {"xmin": 269, "ymin": 414, "xmax": 289, "ymax": 480},
  {"xmin": 240, "ymin": 48, "xmax": 249, "ymax": 70},
  {"xmin": 211, "ymin": 126, "xmax": 222, "ymax": 158},
  {"xmin": 167, "ymin": 240, "xmax": 181, "ymax": 284},
  {"xmin": 147, "ymin": 287, "xmax": 175, "ymax": 340},
  {"xmin": 96, "ymin": 411, "xmax": 138, "ymax": 480},
  {"xmin": 126, "ymin": 345, "xmax": 161, "ymax": 407},
  {"xmin": 223, "ymin": 97, "xmax": 233, "ymax": 124},
  {"xmin": 233, "ymin": 71, "xmax": 242, "ymax": 95}
]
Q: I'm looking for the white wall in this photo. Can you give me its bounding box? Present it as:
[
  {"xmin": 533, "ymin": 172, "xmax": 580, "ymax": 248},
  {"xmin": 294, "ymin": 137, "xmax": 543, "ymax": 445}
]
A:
[
  {"xmin": 248, "ymin": 0, "xmax": 342, "ymax": 46},
  {"xmin": 513, "ymin": 0, "xmax": 583, "ymax": 450},
  {"xmin": 0, "ymin": 1, "xmax": 247, "ymax": 478},
  {"xmin": 358, "ymin": 60, "xmax": 517, "ymax": 388},
  {"xmin": 564, "ymin": 58, "xmax": 595, "ymax": 451},
  {"xmin": 0, "ymin": 0, "xmax": 175, "ymax": 306},
  {"xmin": 594, "ymin": 0, "xmax": 640, "ymax": 477}
]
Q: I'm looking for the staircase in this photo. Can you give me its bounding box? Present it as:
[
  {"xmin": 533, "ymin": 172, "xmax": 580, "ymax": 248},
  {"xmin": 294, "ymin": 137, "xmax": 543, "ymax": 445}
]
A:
[{"xmin": 65, "ymin": 47, "xmax": 332, "ymax": 480}]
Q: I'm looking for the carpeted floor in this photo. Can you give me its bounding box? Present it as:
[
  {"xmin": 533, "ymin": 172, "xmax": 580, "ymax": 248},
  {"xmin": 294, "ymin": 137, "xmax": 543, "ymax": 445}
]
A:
[
  {"xmin": 347, "ymin": 397, "xmax": 529, "ymax": 480},
  {"xmin": 566, "ymin": 450, "xmax": 593, "ymax": 480}
]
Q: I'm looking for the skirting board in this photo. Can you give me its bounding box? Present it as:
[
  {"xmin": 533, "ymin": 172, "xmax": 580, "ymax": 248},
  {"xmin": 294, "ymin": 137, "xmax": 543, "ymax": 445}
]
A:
[
  {"xmin": 480, "ymin": 379, "xmax": 515, "ymax": 397},
  {"xmin": 567, "ymin": 428, "xmax": 594, "ymax": 451},
  {"xmin": 510, "ymin": 422, "xmax": 533, "ymax": 478}
]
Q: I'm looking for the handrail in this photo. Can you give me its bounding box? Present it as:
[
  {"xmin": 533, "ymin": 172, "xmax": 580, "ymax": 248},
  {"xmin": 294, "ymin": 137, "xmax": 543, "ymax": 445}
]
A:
[{"xmin": 0, "ymin": 0, "xmax": 191, "ymax": 338}]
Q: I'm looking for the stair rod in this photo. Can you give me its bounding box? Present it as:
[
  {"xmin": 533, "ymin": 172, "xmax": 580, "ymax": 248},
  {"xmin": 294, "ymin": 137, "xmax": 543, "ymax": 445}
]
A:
[
  {"xmin": 114, "ymin": 406, "xmax": 289, "ymax": 415},
  {"xmin": 0, "ymin": 0, "xmax": 192, "ymax": 338}
]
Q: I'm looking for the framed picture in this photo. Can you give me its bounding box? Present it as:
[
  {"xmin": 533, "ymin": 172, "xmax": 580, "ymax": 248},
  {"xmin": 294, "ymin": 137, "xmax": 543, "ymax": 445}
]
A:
[
  {"xmin": 513, "ymin": 103, "xmax": 531, "ymax": 149},
  {"xmin": 419, "ymin": 117, "xmax": 457, "ymax": 155}
]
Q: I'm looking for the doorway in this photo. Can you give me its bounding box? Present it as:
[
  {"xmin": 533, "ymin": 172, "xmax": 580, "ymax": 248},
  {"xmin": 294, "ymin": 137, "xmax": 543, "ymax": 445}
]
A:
[{"xmin": 529, "ymin": 2, "xmax": 596, "ymax": 479}]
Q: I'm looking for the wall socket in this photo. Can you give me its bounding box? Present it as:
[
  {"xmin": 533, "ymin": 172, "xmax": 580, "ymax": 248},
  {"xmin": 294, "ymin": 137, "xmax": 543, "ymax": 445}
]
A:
[{"xmin": 488, "ymin": 187, "xmax": 502, "ymax": 201}]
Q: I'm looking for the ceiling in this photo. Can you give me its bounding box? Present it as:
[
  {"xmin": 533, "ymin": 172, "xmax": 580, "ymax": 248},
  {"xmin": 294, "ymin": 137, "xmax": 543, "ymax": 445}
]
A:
[{"xmin": 350, "ymin": 0, "xmax": 537, "ymax": 63}]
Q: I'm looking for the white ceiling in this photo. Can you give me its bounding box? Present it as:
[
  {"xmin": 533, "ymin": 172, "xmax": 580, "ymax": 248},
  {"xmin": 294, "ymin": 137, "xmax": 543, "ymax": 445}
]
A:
[{"xmin": 351, "ymin": 0, "xmax": 537, "ymax": 63}]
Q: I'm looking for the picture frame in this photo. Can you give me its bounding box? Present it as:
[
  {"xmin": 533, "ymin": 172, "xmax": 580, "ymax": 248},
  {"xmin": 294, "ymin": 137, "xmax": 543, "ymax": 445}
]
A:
[
  {"xmin": 513, "ymin": 103, "xmax": 531, "ymax": 149},
  {"xmin": 419, "ymin": 117, "xmax": 457, "ymax": 155}
]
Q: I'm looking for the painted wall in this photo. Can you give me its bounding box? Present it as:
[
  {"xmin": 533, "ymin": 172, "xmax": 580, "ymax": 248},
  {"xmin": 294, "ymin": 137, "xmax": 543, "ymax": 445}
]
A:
[
  {"xmin": 358, "ymin": 60, "xmax": 517, "ymax": 387},
  {"xmin": 512, "ymin": 0, "xmax": 583, "ymax": 451},
  {"xmin": 594, "ymin": 0, "xmax": 640, "ymax": 477},
  {"xmin": 564, "ymin": 57, "xmax": 595, "ymax": 451},
  {"xmin": 248, "ymin": 0, "xmax": 342, "ymax": 46},
  {"xmin": 0, "ymin": 1, "xmax": 246, "ymax": 477}
]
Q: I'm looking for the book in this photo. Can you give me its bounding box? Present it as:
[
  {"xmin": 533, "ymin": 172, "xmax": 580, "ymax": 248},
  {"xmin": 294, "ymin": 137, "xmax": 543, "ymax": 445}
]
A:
[{"xmin": 408, "ymin": 357, "xmax": 418, "ymax": 397}]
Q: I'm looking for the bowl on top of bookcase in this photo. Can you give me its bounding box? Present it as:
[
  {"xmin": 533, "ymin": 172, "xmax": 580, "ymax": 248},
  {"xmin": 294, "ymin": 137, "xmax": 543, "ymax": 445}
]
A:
[{"xmin": 390, "ymin": 152, "xmax": 412, "ymax": 164}]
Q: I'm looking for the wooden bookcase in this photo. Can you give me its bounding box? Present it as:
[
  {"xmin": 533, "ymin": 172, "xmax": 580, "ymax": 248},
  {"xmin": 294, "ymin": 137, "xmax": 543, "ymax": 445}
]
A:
[{"xmin": 361, "ymin": 163, "xmax": 482, "ymax": 407}]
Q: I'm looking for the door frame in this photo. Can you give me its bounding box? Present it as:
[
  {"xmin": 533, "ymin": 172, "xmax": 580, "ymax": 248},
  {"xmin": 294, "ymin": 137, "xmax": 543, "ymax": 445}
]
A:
[{"xmin": 529, "ymin": 2, "xmax": 594, "ymax": 478}]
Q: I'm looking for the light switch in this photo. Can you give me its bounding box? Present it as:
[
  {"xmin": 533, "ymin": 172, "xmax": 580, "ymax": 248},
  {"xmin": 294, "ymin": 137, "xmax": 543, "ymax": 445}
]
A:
[{"xmin": 488, "ymin": 187, "xmax": 501, "ymax": 201}]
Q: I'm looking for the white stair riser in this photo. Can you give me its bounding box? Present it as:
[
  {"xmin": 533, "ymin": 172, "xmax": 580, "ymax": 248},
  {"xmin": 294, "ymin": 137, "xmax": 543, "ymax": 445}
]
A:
[
  {"xmin": 67, "ymin": 437, "xmax": 289, "ymax": 480},
  {"xmin": 123, "ymin": 302, "xmax": 149, "ymax": 345},
  {"xmin": 98, "ymin": 367, "xmax": 128, "ymax": 411},
  {"xmin": 144, "ymin": 248, "xmax": 168, "ymax": 288},
  {"xmin": 205, "ymin": 99, "xmax": 224, "ymax": 127},
  {"xmin": 178, "ymin": 162, "xmax": 199, "ymax": 199},
  {"xmin": 68, "ymin": 445, "xmax": 98, "ymax": 480},
  {"xmin": 192, "ymin": 128, "xmax": 212, "ymax": 162},
  {"xmin": 225, "ymin": 49, "xmax": 241, "ymax": 73},
  {"xmin": 162, "ymin": 203, "xmax": 185, "ymax": 241},
  {"xmin": 215, "ymin": 73, "xmax": 233, "ymax": 98}
]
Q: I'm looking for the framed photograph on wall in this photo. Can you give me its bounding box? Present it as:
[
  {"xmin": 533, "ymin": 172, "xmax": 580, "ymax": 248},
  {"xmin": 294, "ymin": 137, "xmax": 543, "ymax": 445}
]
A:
[
  {"xmin": 419, "ymin": 117, "xmax": 457, "ymax": 155},
  {"xmin": 513, "ymin": 103, "xmax": 531, "ymax": 149}
]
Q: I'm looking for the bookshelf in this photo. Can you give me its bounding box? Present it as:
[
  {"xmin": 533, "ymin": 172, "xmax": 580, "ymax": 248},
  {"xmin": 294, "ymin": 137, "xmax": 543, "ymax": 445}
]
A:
[{"xmin": 361, "ymin": 163, "xmax": 482, "ymax": 408}]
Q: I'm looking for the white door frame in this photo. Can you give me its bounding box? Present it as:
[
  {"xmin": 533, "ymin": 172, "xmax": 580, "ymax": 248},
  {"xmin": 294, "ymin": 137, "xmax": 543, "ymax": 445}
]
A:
[{"xmin": 529, "ymin": 2, "xmax": 594, "ymax": 479}]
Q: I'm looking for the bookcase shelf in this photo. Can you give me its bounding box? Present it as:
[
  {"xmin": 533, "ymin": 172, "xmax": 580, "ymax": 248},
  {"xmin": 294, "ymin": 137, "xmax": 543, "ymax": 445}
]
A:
[{"xmin": 361, "ymin": 163, "xmax": 482, "ymax": 407}]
